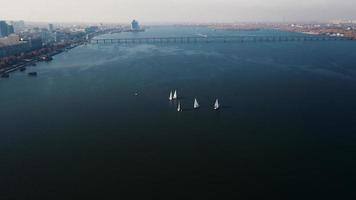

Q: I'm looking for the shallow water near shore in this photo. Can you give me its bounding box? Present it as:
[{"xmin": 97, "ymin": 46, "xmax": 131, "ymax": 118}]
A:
[{"xmin": 1, "ymin": 27, "xmax": 356, "ymax": 198}]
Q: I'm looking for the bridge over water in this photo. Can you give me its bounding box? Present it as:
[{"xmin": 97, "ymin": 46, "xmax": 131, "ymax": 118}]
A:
[{"xmin": 91, "ymin": 35, "xmax": 352, "ymax": 45}]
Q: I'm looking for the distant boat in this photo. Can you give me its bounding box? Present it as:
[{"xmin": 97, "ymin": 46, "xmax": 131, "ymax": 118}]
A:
[
  {"xmin": 197, "ymin": 33, "xmax": 208, "ymax": 38},
  {"xmin": 194, "ymin": 98, "xmax": 200, "ymax": 109},
  {"xmin": 28, "ymin": 72, "xmax": 37, "ymax": 77},
  {"xmin": 1, "ymin": 73, "xmax": 9, "ymax": 78},
  {"xmin": 177, "ymin": 101, "xmax": 182, "ymax": 112},
  {"xmin": 41, "ymin": 56, "xmax": 53, "ymax": 62},
  {"xmin": 173, "ymin": 90, "xmax": 177, "ymax": 100},
  {"xmin": 20, "ymin": 67, "xmax": 26, "ymax": 72},
  {"xmin": 214, "ymin": 99, "xmax": 220, "ymax": 110},
  {"xmin": 169, "ymin": 91, "xmax": 173, "ymax": 101}
]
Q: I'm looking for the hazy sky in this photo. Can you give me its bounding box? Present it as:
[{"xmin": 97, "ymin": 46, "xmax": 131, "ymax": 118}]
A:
[{"xmin": 1, "ymin": 0, "xmax": 356, "ymax": 23}]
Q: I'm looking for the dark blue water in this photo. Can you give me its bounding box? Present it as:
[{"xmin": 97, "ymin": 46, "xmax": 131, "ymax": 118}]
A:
[{"xmin": 1, "ymin": 27, "xmax": 356, "ymax": 199}]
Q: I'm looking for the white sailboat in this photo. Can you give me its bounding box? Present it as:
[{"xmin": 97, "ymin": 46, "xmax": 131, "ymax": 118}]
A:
[
  {"xmin": 214, "ymin": 99, "xmax": 220, "ymax": 110},
  {"xmin": 177, "ymin": 102, "xmax": 182, "ymax": 112},
  {"xmin": 173, "ymin": 90, "xmax": 177, "ymax": 100},
  {"xmin": 194, "ymin": 98, "xmax": 200, "ymax": 109},
  {"xmin": 169, "ymin": 91, "xmax": 173, "ymax": 101}
]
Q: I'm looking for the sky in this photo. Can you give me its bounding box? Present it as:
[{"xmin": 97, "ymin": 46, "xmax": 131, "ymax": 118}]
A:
[{"xmin": 1, "ymin": 0, "xmax": 356, "ymax": 23}]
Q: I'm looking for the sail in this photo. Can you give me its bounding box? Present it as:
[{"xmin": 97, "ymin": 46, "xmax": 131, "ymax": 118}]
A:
[
  {"xmin": 177, "ymin": 102, "xmax": 181, "ymax": 112},
  {"xmin": 214, "ymin": 99, "xmax": 220, "ymax": 110},
  {"xmin": 194, "ymin": 98, "xmax": 200, "ymax": 109},
  {"xmin": 173, "ymin": 90, "xmax": 177, "ymax": 99},
  {"xmin": 169, "ymin": 91, "xmax": 173, "ymax": 100}
]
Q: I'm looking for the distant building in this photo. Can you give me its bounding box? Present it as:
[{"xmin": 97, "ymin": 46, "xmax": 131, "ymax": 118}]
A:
[
  {"xmin": 28, "ymin": 37, "xmax": 43, "ymax": 50},
  {"xmin": 131, "ymin": 20, "xmax": 141, "ymax": 31},
  {"xmin": 0, "ymin": 34, "xmax": 21, "ymax": 47},
  {"xmin": 85, "ymin": 26, "xmax": 99, "ymax": 33},
  {"xmin": 0, "ymin": 38, "xmax": 43, "ymax": 58},
  {"xmin": 0, "ymin": 42, "xmax": 30, "ymax": 58},
  {"xmin": 53, "ymin": 32, "xmax": 58, "ymax": 42},
  {"xmin": 49, "ymin": 24, "xmax": 54, "ymax": 32},
  {"xmin": 41, "ymin": 30, "xmax": 55, "ymax": 44},
  {"xmin": 0, "ymin": 21, "xmax": 16, "ymax": 37},
  {"xmin": 10, "ymin": 20, "xmax": 25, "ymax": 33},
  {"xmin": 0, "ymin": 21, "xmax": 8, "ymax": 37},
  {"xmin": 0, "ymin": 34, "xmax": 33, "ymax": 58},
  {"xmin": 8, "ymin": 25, "xmax": 14, "ymax": 35}
]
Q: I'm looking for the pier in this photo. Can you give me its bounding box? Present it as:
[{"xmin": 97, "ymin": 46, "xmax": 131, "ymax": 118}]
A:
[{"xmin": 91, "ymin": 35, "xmax": 352, "ymax": 45}]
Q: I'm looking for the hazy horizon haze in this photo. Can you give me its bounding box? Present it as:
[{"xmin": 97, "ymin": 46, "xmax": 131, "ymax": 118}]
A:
[{"xmin": 1, "ymin": 0, "xmax": 356, "ymax": 23}]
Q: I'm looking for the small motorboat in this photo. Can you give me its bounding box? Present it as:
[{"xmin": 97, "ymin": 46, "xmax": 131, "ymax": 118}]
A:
[
  {"xmin": 1, "ymin": 73, "xmax": 9, "ymax": 78},
  {"xmin": 28, "ymin": 72, "xmax": 38, "ymax": 77}
]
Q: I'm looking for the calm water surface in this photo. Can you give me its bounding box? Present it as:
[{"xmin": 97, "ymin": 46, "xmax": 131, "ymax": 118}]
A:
[{"xmin": 1, "ymin": 27, "xmax": 356, "ymax": 199}]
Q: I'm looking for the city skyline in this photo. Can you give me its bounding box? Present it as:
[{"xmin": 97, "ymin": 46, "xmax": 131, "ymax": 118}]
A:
[{"xmin": 1, "ymin": 0, "xmax": 356, "ymax": 23}]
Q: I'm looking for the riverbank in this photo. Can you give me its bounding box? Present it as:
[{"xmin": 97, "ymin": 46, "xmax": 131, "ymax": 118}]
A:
[
  {"xmin": 0, "ymin": 28, "xmax": 123, "ymax": 78},
  {"xmin": 207, "ymin": 23, "xmax": 356, "ymax": 40},
  {"xmin": 0, "ymin": 42, "xmax": 84, "ymax": 77}
]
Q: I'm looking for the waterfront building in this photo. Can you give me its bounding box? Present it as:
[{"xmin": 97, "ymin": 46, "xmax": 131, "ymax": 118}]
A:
[
  {"xmin": 40, "ymin": 27, "xmax": 56, "ymax": 44},
  {"xmin": 28, "ymin": 37, "xmax": 43, "ymax": 50},
  {"xmin": 0, "ymin": 34, "xmax": 29, "ymax": 58},
  {"xmin": 0, "ymin": 42, "xmax": 30, "ymax": 58},
  {"xmin": 131, "ymin": 20, "xmax": 141, "ymax": 31},
  {"xmin": 0, "ymin": 34, "xmax": 21, "ymax": 47},
  {"xmin": 0, "ymin": 35, "xmax": 43, "ymax": 58}
]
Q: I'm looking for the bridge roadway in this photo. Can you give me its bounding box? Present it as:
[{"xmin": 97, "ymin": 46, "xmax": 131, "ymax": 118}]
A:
[{"xmin": 91, "ymin": 35, "xmax": 352, "ymax": 44}]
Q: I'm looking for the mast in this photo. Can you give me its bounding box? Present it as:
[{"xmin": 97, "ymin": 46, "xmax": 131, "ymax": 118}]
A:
[
  {"xmin": 214, "ymin": 99, "xmax": 220, "ymax": 110},
  {"xmin": 169, "ymin": 91, "xmax": 173, "ymax": 101},
  {"xmin": 177, "ymin": 102, "xmax": 181, "ymax": 112},
  {"xmin": 173, "ymin": 90, "xmax": 177, "ymax": 100},
  {"xmin": 194, "ymin": 98, "xmax": 200, "ymax": 109}
]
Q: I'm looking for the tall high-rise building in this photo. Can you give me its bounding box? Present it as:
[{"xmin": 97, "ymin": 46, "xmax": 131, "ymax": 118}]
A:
[
  {"xmin": 131, "ymin": 20, "xmax": 141, "ymax": 31},
  {"xmin": 8, "ymin": 25, "xmax": 14, "ymax": 34},
  {"xmin": 0, "ymin": 21, "xmax": 8, "ymax": 37},
  {"xmin": 0, "ymin": 21, "xmax": 16, "ymax": 37}
]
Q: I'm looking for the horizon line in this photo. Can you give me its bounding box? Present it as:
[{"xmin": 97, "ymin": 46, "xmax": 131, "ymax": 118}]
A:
[{"xmin": 2, "ymin": 19, "xmax": 353, "ymax": 25}]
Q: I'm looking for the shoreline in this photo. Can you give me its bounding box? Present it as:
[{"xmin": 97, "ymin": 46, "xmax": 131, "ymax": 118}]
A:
[
  {"xmin": 0, "ymin": 28, "xmax": 125, "ymax": 77},
  {"xmin": 0, "ymin": 42, "xmax": 84, "ymax": 77}
]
